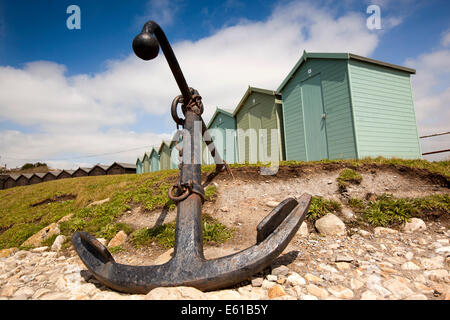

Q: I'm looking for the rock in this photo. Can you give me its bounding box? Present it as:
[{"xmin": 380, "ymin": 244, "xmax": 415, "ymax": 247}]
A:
[
  {"xmin": 335, "ymin": 254, "xmax": 354, "ymax": 263},
  {"xmin": 0, "ymin": 247, "xmax": 18, "ymax": 258},
  {"xmin": 154, "ymin": 248, "xmax": 174, "ymax": 264},
  {"xmin": 266, "ymin": 275, "xmax": 277, "ymax": 282},
  {"xmin": 401, "ymin": 261, "xmax": 421, "ymax": 270},
  {"xmin": 262, "ymin": 280, "xmax": 276, "ymax": 289},
  {"xmin": 251, "ymin": 277, "xmax": 263, "ymax": 287},
  {"xmin": 0, "ymin": 285, "xmax": 17, "ymax": 297},
  {"xmin": 87, "ymin": 198, "xmax": 110, "ymax": 207},
  {"xmin": 305, "ymin": 273, "xmax": 323, "ymax": 283},
  {"xmin": 405, "ymin": 252, "xmax": 414, "ymax": 260},
  {"xmin": 108, "ymin": 231, "xmax": 128, "ymax": 248},
  {"xmin": 32, "ymin": 246, "xmax": 49, "ymax": 253},
  {"xmin": 286, "ymin": 272, "xmax": 306, "ymax": 286},
  {"xmin": 424, "ymin": 269, "xmax": 449, "ymax": 282},
  {"xmin": 403, "ymin": 218, "xmax": 426, "ymax": 233},
  {"xmin": 97, "ymin": 238, "xmax": 107, "ymax": 246},
  {"xmin": 435, "ymin": 246, "xmax": 450, "ymax": 255},
  {"xmin": 315, "ymin": 214, "xmax": 346, "ymax": 236},
  {"xmin": 414, "ymin": 282, "xmax": 433, "ymax": 294},
  {"xmin": 360, "ymin": 290, "xmax": 379, "ymax": 300},
  {"xmin": 22, "ymin": 223, "xmax": 60, "ymax": 248},
  {"xmin": 383, "ymin": 279, "xmax": 414, "ymax": 299},
  {"xmin": 341, "ymin": 207, "xmax": 354, "ymax": 220},
  {"xmin": 57, "ymin": 214, "xmax": 73, "ymax": 224},
  {"xmin": 31, "ymin": 288, "xmax": 51, "ymax": 300},
  {"xmin": 374, "ymin": 227, "xmax": 398, "ymax": 235},
  {"xmin": 266, "ymin": 201, "xmax": 279, "ymax": 208},
  {"xmin": 300, "ymin": 294, "xmax": 319, "ymax": 300},
  {"xmin": 328, "ymin": 285, "xmax": 354, "ymax": 299},
  {"xmin": 145, "ymin": 286, "xmax": 205, "ymax": 300},
  {"xmin": 298, "ymin": 222, "xmax": 308, "ymax": 237},
  {"xmin": 306, "ymin": 284, "xmax": 329, "ymax": 299},
  {"xmin": 336, "ymin": 262, "xmax": 351, "ymax": 270},
  {"xmin": 358, "ymin": 229, "xmax": 371, "ymax": 237},
  {"xmin": 205, "ymin": 290, "xmax": 241, "ymax": 300},
  {"xmin": 51, "ymin": 235, "xmax": 66, "ymax": 251},
  {"xmin": 271, "ymin": 265, "xmax": 289, "ymax": 277},
  {"xmin": 39, "ymin": 292, "xmax": 70, "ymax": 300},
  {"xmin": 350, "ymin": 278, "xmax": 364, "ymax": 290},
  {"xmin": 366, "ymin": 275, "xmax": 392, "ymax": 298},
  {"xmin": 13, "ymin": 286, "xmax": 34, "ymax": 299},
  {"xmin": 268, "ymin": 285, "xmax": 286, "ymax": 299},
  {"xmin": 405, "ymin": 294, "xmax": 427, "ymax": 300}
]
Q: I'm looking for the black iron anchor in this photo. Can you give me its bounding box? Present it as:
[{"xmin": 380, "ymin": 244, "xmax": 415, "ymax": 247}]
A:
[{"xmin": 72, "ymin": 21, "xmax": 312, "ymax": 294}]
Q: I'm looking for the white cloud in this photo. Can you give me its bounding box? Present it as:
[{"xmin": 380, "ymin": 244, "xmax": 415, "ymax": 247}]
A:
[
  {"xmin": 0, "ymin": 0, "xmax": 383, "ymax": 169},
  {"xmin": 405, "ymin": 33, "xmax": 450, "ymax": 161}
]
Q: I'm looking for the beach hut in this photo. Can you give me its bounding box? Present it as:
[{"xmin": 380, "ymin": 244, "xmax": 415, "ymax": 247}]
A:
[
  {"xmin": 29, "ymin": 173, "xmax": 46, "ymax": 185},
  {"xmin": 42, "ymin": 171, "xmax": 60, "ymax": 182},
  {"xmin": 206, "ymin": 107, "xmax": 238, "ymax": 165},
  {"xmin": 149, "ymin": 148, "xmax": 160, "ymax": 172},
  {"xmin": 57, "ymin": 170, "xmax": 74, "ymax": 180},
  {"xmin": 136, "ymin": 157, "xmax": 143, "ymax": 174},
  {"xmin": 158, "ymin": 141, "xmax": 171, "ymax": 170},
  {"xmin": 88, "ymin": 165, "xmax": 109, "ymax": 176},
  {"xmin": 72, "ymin": 167, "xmax": 90, "ymax": 178},
  {"xmin": 3, "ymin": 174, "xmax": 20, "ymax": 189},
  {"xmin": 106, "ymin": 162, "xmax": 136, "ymax": 175},
  {"xmin": 142, "ymin": 153, "xmax": 151, "ymax": 173},
  {"xmin": 233, "ymin": 86, "xmax": 285, "ymax": 164},
  {"xmin": 277, "ymin": 51, "xmax": 420, "ymax": 161},
  {"xmin": 16, "ymin": 174, "xmax": 32, "ymax": 186}
]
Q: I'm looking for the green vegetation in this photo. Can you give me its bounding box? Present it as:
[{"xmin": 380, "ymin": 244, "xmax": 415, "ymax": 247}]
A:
[
  {"xmin": 109, "ymin": 245, "xmax": 125, "ymax": 254},
  {"xmin": 306, "ymin": 196, "xmax": 342, "ymax": 221},
  {"xmin": 337, "ymin": 168, "xmax": 362, "ymax": 189},
  {"xmin": 348, "ymin": 193, "xmax": 449, "ymax": 227},
  {"xmin": 130, "ymin": 214, "xmax": 233, "ymax": 249},
  {"xmin": 21, "ymin": 162, "xmax": 47, "ymax": 170}
]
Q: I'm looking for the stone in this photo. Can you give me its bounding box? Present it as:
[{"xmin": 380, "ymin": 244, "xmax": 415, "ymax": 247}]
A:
[
  {"xmin": 405, "ymin": 252, "xmax": 414, "ymax": 260},
  {"xmin": 32, "ymin": 288, "xmax": 52, "ymax": 300},
  {"xmin": 306, "ymin": 284, "xmax": 329, "ymax": 299},
  {"xmin": 32, "ymin": 246, "xmax": 49, "ymax": 253},
  {"xmin": 0, "ymin": 248, "xmax": 18, "ymax": 258},
  {"xmin": 405, "ymin": 294, "xmax": 427, "ymax": 300},
  {"xmin": 271, "ymin": 265, "xmax": 289, "ymax": 277},
  {"xmin": 262, "ymin": 280, "xmax": 276, "ymax": 289},
  {"xmin": 251, "ymin": 277, "xmax": 263, "ymax": 287},
  {"xmin": 108, "ymin": 231, "xmax": 127, "ymax": 248},
  {"xmin": 374, "ymin": 227, "xmax": 398, "ymax": 235},
  {"xmin": 87, "ymin": 198, "xmax": 110, "ymax": 207},
  {"xmin": 300, "ymin": 294, "xmax": 318, "ymax": 300},
  {"xmin": 154, "ymin": 248, "xmax": 174, "ymax": 265},
  {"xmin": 51, "ymin": 235, "xmax": 66, "ymax": 251},
  {"xmin": 414, "ymin": 282, "xmax": 433, "ymax": 294},
  {"xmin": 336, "ymin": 262, "xmax": 351, "ymax": 270},
  {"xmin": 205, "ymin": 290, "xmax": 241, "ymax": 300},
  {"xmin": 145, "ymin": 286, "xmax": 205, "ymax": 300},
  {"xmin": 266, "ymin": 201, "xmax": 279, "ymax": 208},
  {"xmin": 350, "ymin": 278, "xmax": 364, "ymax": 290},
  {"xmin": 383, "ymin": 279, "xmax": 414, "ymax": 299},
  {"xmin": 424, "ymin": 269, "xmax": 449, "ymax": 282},
  {"xmin": 335, "ymin": 254, "xmax": 354, "ymax": 263},
  {"xmin": 403, "ymin": 218, "xmax": 426, "ymax": 233},
  {"xmin": 305, "ymin": 273, "xmax": 323, "ymax": 283},
  {"xmin": 315, "ymin": 214, "xmax": 346, "ymax": 236},
  {"xmin": 401, "ymin": 261, "xmax": 421, "ymax": 270},
  {"xmin": 39, "ymin": 292, "xmax": 70, "ymax": 300},
  {"xmin": 22, "ymin": 223, "xmax": 60, "ymax": 248},
  {"xmin": 266, "ymin": 274, "xmax": 277, "ymax": 282},
  {"xmin": 358, "ymin": 229, "xmax": 371, "ymax": 237},
  {"xmin": 366, "ymin": 275, "xmax": 392, "ymax": 298},
  {"xmin": 435, "ymin": 246, "xmax": 450, "ymax": 255},
  {"xmin": 298, "ymin": 222, "xmax": 308, "ymax": 237},
  {"xmin": 328, "ymin": 285, "xmax": 354, "ymax": 299},
  {"xmin": 57, "ymin": 214, "xmax": 73, "ymax": 224},
  {"xmin": 360, "ymin": 290, "xmax": 379, "ymax": 300},
  {"xmin": 0, "ymin": 285, "xmax": 17, "ymax": 297},
  {"xmin": 13, "ymin": 287, "xmax": 34, "ymax": 299},
  {"xmin": 97, "ymin": 238, "xmax": 107, "ymax": 246},
  {"xmin": 341, "ymin": 207, "xmax": 354, "ymax": 220},
  {"xmin": 286, "ymin": 272, "xmax": 306, "ymax": 286},
  {"xmin": 268, "ymin": 285, "xmax": 286, "ymax": 299}
]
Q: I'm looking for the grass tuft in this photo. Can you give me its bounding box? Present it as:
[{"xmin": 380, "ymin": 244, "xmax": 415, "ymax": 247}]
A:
[
  {"xmin": 337, "ymin": 168, "xmax": 362, "ymax": 189},
  {"xmin": 307, "ymin": 196, "xmax": 342, "ymax": 221}
]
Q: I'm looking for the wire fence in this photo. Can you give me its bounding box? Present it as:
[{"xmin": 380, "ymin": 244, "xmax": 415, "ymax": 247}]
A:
[{"xmin": 419, "ymin": 131, "xmax": 450, "ymax": 156}]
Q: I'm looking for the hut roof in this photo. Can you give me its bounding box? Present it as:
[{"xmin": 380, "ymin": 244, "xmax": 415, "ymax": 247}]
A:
[
  {"xmin": 232, "ymin": 86, "xmax": 278, "ymax": 116},
  {"xmin": 113, "ymin": 162, "xmax": 136, "ymax": 169},
  {"xmin": 207, "ymin": 107, "xmax": 234, "ymax": 128},
  {"xmin": 158, "ymin": 140, "xmax": 171, "ymax": 153},
  {"xmin": 277, "ymin": 51, "xmax": 416, "ymax": 92}
]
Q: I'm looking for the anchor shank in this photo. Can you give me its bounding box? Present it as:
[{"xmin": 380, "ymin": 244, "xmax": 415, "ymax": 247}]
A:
[{"xmin": 173, "ymin": 109, "xmax": 204, "ymax": 261}]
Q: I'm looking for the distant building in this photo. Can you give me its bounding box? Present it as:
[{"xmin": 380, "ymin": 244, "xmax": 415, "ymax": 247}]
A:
[
  {"xmin": 88, "ymin": 165, "xmax": 109, "ymax": 176},
  {"xmin": 106, "ymin": 162, "xmax": 136, "ymax": 175}
]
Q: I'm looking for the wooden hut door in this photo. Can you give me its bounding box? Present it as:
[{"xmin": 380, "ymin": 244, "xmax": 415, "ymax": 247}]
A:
[
  {"xmin": 249, "ymin": 104, "xmax": 265, "ymax": 163},
  {"xmin": 302, "ymin": 74, "xmax": 328, "ymax": 161}
]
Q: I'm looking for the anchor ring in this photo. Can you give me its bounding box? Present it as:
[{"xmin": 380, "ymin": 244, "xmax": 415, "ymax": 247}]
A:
[
  {"xmin": 168, "ymin": 183, "xmax": 191, "ymax": 202},
  {"xmin": 171, "ymin": 95, "xmax": 185, "ymax": 127}
]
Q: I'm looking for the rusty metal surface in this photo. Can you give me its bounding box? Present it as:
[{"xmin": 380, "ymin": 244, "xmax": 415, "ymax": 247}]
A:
[{"xmin": 72, "ymin": 20, "xmax": 312, "ymax": 294}]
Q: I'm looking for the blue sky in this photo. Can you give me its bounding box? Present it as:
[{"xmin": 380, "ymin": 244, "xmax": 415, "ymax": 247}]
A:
[{"xmin": 0, "ymin": 0, "xmax": 449, "ymax": 168}]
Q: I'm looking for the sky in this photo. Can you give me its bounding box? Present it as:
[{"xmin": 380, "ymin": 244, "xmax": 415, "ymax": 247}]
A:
[{"xmin": 0, "ymin": 0, "xmax": 449, "ymax": 169}]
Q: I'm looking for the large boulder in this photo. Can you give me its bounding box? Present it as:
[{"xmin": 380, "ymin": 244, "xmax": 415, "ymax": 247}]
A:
[
  {"xmin": 403, "ymin": 218, "xmax": 427, "ymax": 233},
  {"xmin": 108, "ymin": 231, "xmax": 127, "ymax": 248},
  {"xmin": 22, "ymin": 223, "xmax": 60, "ymax": 248},
  {"xmin": 315, "ymin": 214, "xmax": 346, "ymax": 236}
]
